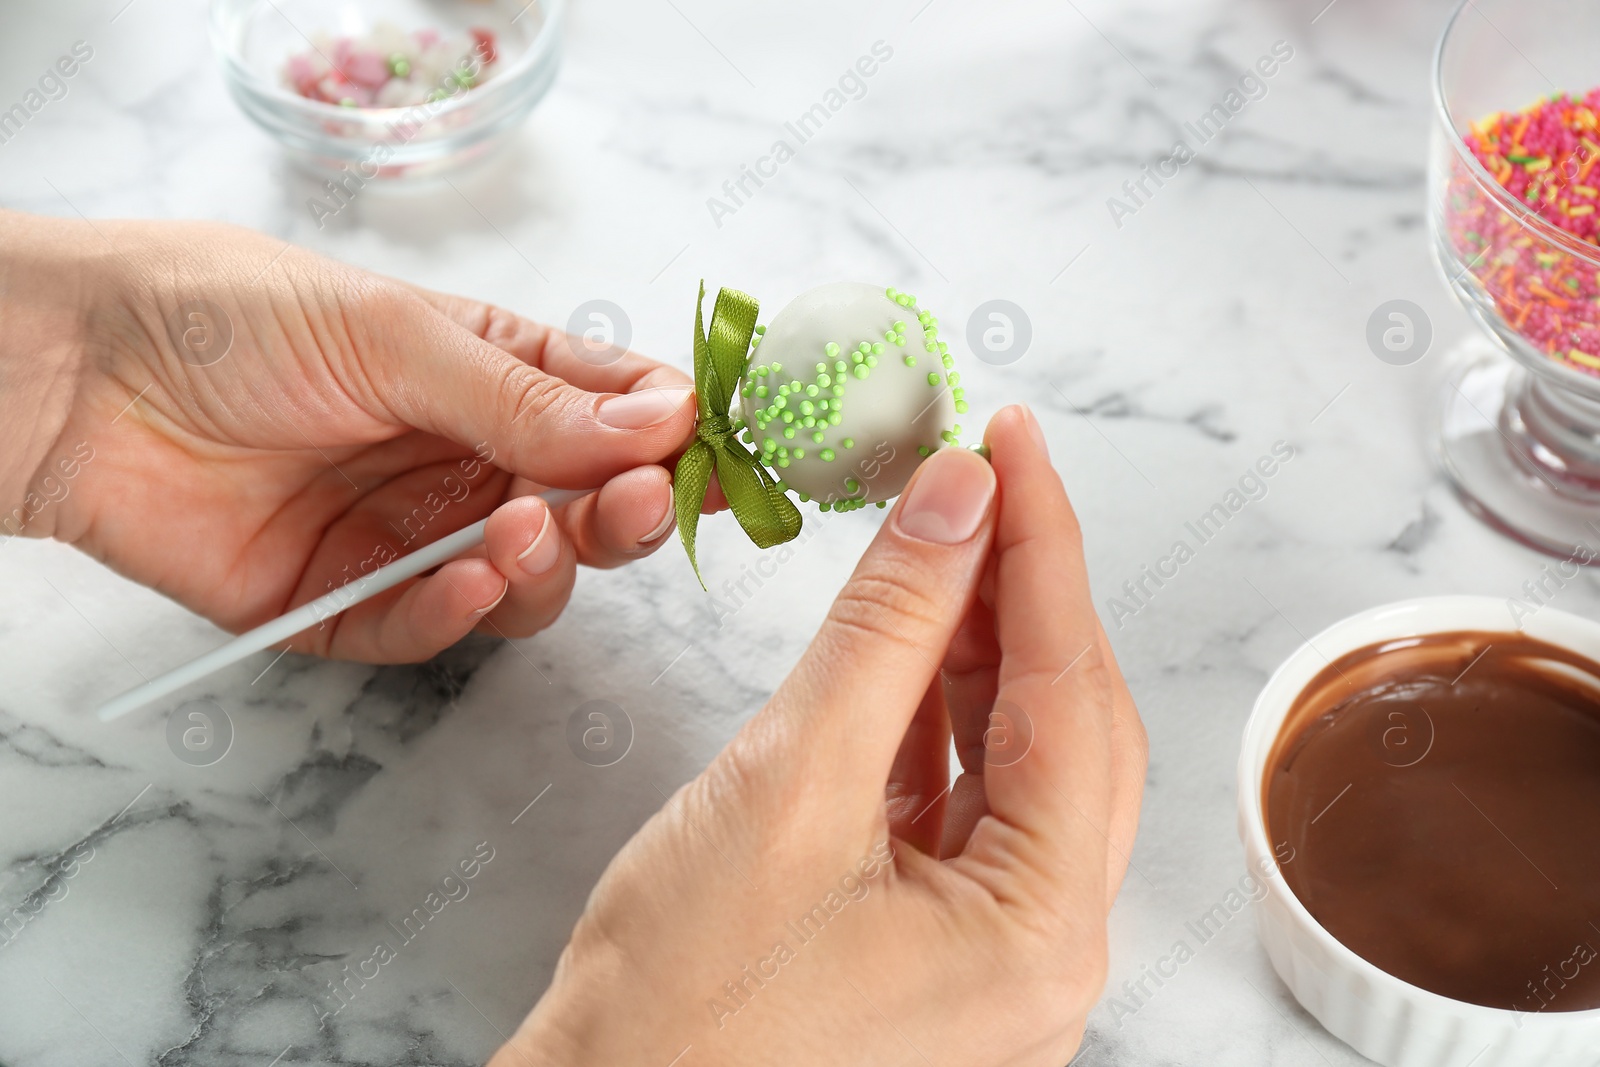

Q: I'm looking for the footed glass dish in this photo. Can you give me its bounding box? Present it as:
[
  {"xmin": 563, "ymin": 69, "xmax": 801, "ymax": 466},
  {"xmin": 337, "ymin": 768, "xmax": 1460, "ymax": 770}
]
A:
[{"xmin": 1430, "ymin": 0, "xmax": 1600, "ymax": 558}]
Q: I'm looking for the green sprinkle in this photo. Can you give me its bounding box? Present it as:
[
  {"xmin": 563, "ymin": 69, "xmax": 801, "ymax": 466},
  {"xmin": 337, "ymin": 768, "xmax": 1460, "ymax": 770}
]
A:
[
  {"xmin": 741, "ymin": 429, "xmax": 753, "ymax": 444},
  {"xmin": 820, "ymin": 448, "xmax": 835, "ymax": 461},
  {"xmin": 777, "ymin": 456, "xmax": 790, "ymax": 468},
  {"xmin": 904, "ymin": 354, "xmax": 917, "ymax": 367},
  {"xmin": 835, "ymin": 360, "xmax": 848, "ymax": 374},
  {"xmin": 845, "ymin": 477, "xmax": 860, "ymax": 493},
  {"xmin": 947, "ymin": 372, "xmax": 961, "ymax": 386},
  {"xmin": 806, "ymin": 384, "xmax": 820, "ymax": 398},
  {"xmin": 755, "ymin": 385, "xmax": 769, "ymax": 398},
  {"xmin": 802, "ymin": 416, "xmax": 815, "ymax": 428},
  {"xmin": 793, "ymin": 448, "xmax": 805, "ymax": 459},
  {"xmin": 742, "ymin": 383, "xmax": 752, "ymax": 397},
  {"xmin": 927, "ymin": 372, "xmax": 941, "ymax": 386},
  {"xmin": 955, "ymin": 400, "xmax": 969, "ymax": 413},
  {"xmin": 773, "ymin": 394, "xmax": 787, "ymax": 409},
  {"xmin": 832, "ymin": 385, "xmax": 845, "ymax": 398},
  {"xmin": 763, "ymin": 437, "xmax": 777, "ymax": 452},
  {"xmin": 388, "ymin": 54, "xmax": 412, "ymax": 77},
  {"xmin": 896, "ymin": 294, "xmax": 911, "ymax": 306},
  {"xmin": 842, "ymin": 437, "xmax": 855, "ymax": 449},
  {"xmin": 756, "ymin": 365, "xmax": 769, "ymax": 377},
  {"xmin": 781, "ymin": 410, "xmax": 795, "ymax": 424},
  {"xmin": 812, "ymin": 430, "xmax": 825, "ymax": 443},
  {"xmin": 800, "ymin": 400, "xmax": 815, "ymax": 416},
  {"xmin": 953, "ymin": 388, "xmax": 965, "ymax": 400},
  {"xmin": 876, "ymin": 500, "xmax": 887, "ymax": 509},
  {"xmin": 828, "ymin": 412, "xmax": 843, "ymax": 425},
  {"xmin": 894, "ymin": 320, "xmax": 907, "ymax": 332},
  {"xmin": 819, "ymin": 501, "xmax": 832, "ymax": 512},
  {"xmin": 918, "ymin": 445, "xmax": 930, "ymax": 457},
  {"xmin": 872, "ymin": 342, "xmax": 884, "ymax": 355},
  {"xmin": 771, "ymin": 363, "xmax": 782, "ymax": 374},
  {"xmin": 798, "ymin": 492, "xmax": 810, "ymax": 503},
  {"xmin": 755, "ymin": 324, "xmax": 766, "ymax": 335},
  {"xmin": 942, "ymin": 354, "xmax": 955, "ymax": 369},
  {"xmin": 818, "ymin": 373, "xmax": 832, "ymax": 388},
  {"xmin": 885, "ymin": 287, "xmax": 898, "ymax": 300},
  {"xmin": 783, "ymin": 426, "xmax": 796, "ymax": 439},
  {"xmin": 853, "ymin": 364, "xmax": 869, "ymax": 379},
  {"xmin": 825, "ymin": 341, "xmax": 840, "ymax": 357}
]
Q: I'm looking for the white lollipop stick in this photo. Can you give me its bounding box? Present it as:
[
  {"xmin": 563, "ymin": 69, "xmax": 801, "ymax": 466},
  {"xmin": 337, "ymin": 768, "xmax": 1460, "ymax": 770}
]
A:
[{"xmin": 95, "ymin": 488, "xmax": 587, "ymax": 722}]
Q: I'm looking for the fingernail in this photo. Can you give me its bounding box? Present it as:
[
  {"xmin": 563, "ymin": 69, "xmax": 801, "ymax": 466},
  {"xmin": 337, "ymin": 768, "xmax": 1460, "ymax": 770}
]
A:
[
  {"xmin": 637, "ymin": 489, "xmax": 675, "ymax": 547},
  {"xmin": 517, "ymin": 505, "xmax": 561, "ymax": 576},
  {"xmin": 894, "ymin": 448, "xmax": 996, "ymax": 545},
  {"xmin": 598, "ymin": 386, "xmax": 694, "ymax": 429},
  {"xmin": 1019, "ymin": 404, "xmax": 1049, "ymax": 458},
  {"xmin": 475, "ymin": 579, "xmax": 510, "ymax": 616}
]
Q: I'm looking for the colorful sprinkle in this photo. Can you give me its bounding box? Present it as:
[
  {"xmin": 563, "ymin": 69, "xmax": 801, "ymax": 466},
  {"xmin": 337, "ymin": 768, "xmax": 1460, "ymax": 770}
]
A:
[{"xmin": 1452, "ymin": 88, "xmax": 1600, "ymax": 374}]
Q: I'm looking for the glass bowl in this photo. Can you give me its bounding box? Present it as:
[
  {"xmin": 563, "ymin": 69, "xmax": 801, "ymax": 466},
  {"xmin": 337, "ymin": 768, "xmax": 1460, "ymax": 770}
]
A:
[
  {"xmin": 210, "ymin": 0, "xmax": 563, "ymax": 178},
  {"xmin": 1430, "ymin": 0, "xmax": 1600, "ymax": 558}
]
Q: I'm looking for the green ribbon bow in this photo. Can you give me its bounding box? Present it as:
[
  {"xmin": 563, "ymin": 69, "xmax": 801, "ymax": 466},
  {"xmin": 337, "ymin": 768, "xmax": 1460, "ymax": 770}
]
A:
[{"xmin": 674, "ymin": 282, "xmax": 803, "ymax": 587}]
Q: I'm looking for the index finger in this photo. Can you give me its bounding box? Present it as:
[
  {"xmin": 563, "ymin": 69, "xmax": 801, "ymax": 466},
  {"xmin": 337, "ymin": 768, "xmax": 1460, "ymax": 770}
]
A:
[{"xmin": 409, "ymin": 285, "xmax": 691, "ymax": 395}]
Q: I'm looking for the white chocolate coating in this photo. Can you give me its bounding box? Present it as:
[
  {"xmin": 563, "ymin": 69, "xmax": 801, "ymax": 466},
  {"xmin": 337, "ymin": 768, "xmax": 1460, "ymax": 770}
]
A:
[{"xmin": 737, "ymin": 282, "xmax": 962, "ymax": 506}]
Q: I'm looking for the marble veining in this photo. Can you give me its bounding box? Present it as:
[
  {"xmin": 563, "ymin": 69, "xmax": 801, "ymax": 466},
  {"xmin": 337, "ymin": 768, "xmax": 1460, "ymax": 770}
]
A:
[{"xmin": 3, "ymin": 0, "xmax": 1594, "ymax": 1064}]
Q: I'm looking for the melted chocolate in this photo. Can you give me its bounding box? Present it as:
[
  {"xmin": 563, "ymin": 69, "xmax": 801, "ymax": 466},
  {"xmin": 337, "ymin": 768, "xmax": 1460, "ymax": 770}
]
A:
[{"xmin": 1266, "ymin": 631, "xmax": 1600, "ymax": 1013}]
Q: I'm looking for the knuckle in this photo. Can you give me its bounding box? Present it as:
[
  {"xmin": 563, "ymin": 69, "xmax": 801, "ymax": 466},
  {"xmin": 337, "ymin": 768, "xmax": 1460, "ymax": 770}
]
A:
[
  {"xmin": 504, "ymin": 365, "xmax": 567, "ymax": 426},
  {"xmin": 479, "ymin": 302, "xmax": 539, "ymax": 356},
  {"xmin": 338, "ymin": 272, "xmax": 415, "ymax": 329},
  {"xmin": 824, "ymin": 562, "xmax": 948, "ymax": 650}
]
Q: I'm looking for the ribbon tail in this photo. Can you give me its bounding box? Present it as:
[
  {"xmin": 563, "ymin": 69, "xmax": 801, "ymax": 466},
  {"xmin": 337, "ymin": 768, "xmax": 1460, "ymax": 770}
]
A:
[
  {"xmin": 714, "ymin": 444, "xmax": 803, "ymax": 550},
  {"xmin": 673, "ymin": 440, "xmax": 716, "ymax": 589},
  {"xmin": 691, "ymin": 281, "xmax": 714, "ymax": 422}
]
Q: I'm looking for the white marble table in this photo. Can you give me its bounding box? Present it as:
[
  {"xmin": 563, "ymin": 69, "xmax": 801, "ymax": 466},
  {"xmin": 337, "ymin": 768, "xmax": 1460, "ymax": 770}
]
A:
[{"xmin": 3, "ymin": 0, "xmax": 1589, "ymax": 1063}]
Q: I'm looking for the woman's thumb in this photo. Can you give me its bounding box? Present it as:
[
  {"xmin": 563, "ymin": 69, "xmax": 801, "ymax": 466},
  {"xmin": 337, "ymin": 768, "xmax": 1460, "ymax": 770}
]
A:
[{"xmin": 754, "ymin": 446, "xmax": 997, "ymax": 799}]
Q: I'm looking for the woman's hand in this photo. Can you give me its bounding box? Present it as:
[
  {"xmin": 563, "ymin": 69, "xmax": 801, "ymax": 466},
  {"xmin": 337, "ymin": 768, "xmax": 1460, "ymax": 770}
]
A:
[
  {"xmin": 0, "ymin": 211, "xmax": 697, "ymax": 661},
  {"xmin": 495, "ymin": 405, "xmax": 1148, "ymax": 1067}
]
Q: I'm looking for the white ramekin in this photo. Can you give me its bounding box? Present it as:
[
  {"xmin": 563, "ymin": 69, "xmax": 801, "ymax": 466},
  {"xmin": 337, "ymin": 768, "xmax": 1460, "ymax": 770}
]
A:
[{"xmin": 1237, "ymin": 595, "xmax": 1600, "ymax": 1067}]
